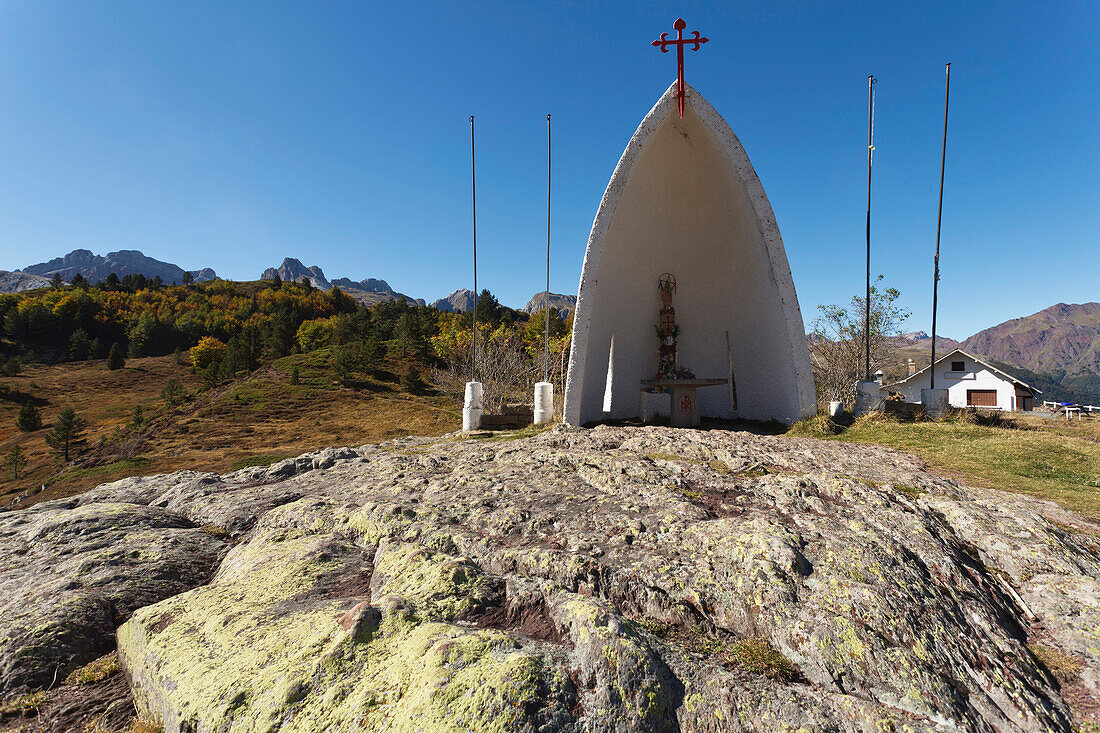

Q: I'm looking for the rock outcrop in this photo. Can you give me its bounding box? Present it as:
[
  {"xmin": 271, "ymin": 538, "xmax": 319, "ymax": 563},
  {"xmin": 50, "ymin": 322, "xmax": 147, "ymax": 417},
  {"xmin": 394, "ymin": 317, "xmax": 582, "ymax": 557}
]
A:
[
  {"xmin": 1, "ymin": 429, "xmax": 1098, "ymax": 731},
  {"xmin": 0, "ymin": 270, "xmax": 53, "ymax": 294}
]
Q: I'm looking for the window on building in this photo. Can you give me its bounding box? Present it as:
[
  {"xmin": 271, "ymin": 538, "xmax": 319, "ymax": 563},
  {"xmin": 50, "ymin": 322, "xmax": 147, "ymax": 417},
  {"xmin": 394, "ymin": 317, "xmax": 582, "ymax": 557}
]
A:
[{"xmin": 951, "ymin": 360, "xmax": 965, "ymax": 372}]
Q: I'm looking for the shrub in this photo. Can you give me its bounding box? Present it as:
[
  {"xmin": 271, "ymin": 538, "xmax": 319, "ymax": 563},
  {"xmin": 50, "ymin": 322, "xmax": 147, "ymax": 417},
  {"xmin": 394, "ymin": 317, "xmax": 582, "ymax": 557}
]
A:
[
  {"xmin": 1, "ymin": 356, "xmax": 21, "ymax": 377},
  {"xmin": 161, "ymin": 378, "xmax": 186, "ymax": 406},
  {"xmin": 296, "ymin": 318, "xmax": 334, "ymax": 352},
  {"xmin": 401, "ymin": 364, "xmax": 424, "ymax": 394},
  {"xmin": 17, "ymin": 402, "xmax": 42, "ymax": 432},
  {"xmin": 289, "ymin": 365, "xmax": 300, "ymax": 385},
  {"xmin": 107, "ymin": 342, "xmax": 126, "ymax": 370}
]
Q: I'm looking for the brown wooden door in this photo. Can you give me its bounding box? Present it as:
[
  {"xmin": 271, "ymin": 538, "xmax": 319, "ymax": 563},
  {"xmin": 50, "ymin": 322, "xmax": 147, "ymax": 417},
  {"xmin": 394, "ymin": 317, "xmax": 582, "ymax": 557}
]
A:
[{"xmin": 967, "ymin": 389, "xmax": 997, "ymax": 407}]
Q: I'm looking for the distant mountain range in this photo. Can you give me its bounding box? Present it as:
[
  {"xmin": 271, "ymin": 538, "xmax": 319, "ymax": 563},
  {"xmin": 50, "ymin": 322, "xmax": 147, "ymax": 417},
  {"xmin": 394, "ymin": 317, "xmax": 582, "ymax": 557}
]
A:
[
  {"xmin": 900, "ymin": 331, "xmax": 960, "ymax": 351},
  {"xmin": 4, "ymin": 250, "xmax": 1096, "ymax": 400},
  {"xmin": 258, "ymin": 258, "xmax": 425, "ymax": 307},
  {"xmin": 22, "ymin": 249, "xmax": 215, "ymax": 284},
  {"xmin": 958, "ymin": 302, "xmax": 1100, "ymax": 403}
]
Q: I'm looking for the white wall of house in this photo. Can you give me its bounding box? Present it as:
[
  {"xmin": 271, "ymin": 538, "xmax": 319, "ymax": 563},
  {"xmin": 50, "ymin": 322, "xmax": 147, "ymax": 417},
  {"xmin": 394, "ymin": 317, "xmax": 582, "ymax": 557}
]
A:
[{"xmin": 889, "ymin": 353, "xmax": 1030, "ymax": 411}]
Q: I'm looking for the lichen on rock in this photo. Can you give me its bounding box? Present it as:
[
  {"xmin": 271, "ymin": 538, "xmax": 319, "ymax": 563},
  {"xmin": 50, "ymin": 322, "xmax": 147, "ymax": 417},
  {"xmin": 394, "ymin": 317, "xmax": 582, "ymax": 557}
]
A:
[{"xmin": 4, "ymin": 427, "xmax": 1100, "ymax": 730}]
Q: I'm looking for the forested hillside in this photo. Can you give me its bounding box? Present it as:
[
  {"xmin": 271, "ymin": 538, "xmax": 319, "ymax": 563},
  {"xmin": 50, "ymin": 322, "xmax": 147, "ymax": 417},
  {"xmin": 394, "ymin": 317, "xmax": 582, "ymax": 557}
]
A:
[{"xmin": 0, "ymin": 277, "xmax": 572, "ymax": 507}]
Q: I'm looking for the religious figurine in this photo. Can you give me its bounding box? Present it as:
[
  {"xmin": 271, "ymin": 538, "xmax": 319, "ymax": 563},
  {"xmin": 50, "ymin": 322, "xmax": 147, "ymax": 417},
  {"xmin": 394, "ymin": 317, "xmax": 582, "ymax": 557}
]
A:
[{"xmin": 656, "ymin": 273, "xmax": 678, "ymax": 378}]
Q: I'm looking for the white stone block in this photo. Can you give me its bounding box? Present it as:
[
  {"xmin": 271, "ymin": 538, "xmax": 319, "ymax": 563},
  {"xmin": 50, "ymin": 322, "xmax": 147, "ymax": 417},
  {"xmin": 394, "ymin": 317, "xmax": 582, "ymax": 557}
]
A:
[
  {"xmin": 828, "ymin": 400, "xmax": 844, "ymax": 417},
  {"xmin": 533, "ymin": 382, "xmax": 554, "ymax": 425}
]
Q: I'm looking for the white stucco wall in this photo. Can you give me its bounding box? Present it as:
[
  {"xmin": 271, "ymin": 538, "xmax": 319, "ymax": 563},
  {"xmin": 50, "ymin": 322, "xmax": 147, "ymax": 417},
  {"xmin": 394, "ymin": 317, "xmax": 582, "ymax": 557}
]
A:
[
  {"xmin": 890, "ymin": 353, "xmax": 1027, "ymax": 411},
  {"xmin": 563, "ymin": 82, "xmax": 816, "ymax": 426}
]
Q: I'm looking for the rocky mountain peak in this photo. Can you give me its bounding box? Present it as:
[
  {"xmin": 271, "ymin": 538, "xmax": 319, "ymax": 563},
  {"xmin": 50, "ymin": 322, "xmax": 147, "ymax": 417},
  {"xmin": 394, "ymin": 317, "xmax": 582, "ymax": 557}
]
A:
[
  {"xmin": 523, "ymin": 292, "xmax": 577, "ymax": 316},
  {"xmin": 431, "ymin": 288, "xmax": 476, "ymax": 313},
  {"xmin": 260, "ymin": 258, "xmax": 330, "ymax": 290}
]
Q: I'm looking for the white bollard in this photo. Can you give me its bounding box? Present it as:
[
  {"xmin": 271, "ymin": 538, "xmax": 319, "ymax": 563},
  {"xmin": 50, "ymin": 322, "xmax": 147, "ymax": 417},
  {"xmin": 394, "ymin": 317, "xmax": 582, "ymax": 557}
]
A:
[
  {"xmin": 921, "ymin": 388, "xmax": 950, "ymax": 419},
  {"xmin": 533, "ymin": 382, "xmax": 554, "ymax": 425},
  {"xmin": 828, "ymin": 400, "xmax": 844, "ymax": 418},
  {"xmin": 462, "ymin": 382, "xmax": 484, "ymax": 431}
]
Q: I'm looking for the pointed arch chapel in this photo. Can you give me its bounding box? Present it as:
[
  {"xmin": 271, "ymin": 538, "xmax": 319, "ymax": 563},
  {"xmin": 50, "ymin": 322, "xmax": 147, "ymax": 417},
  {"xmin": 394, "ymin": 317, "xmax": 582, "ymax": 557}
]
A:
[{"xmin": 564, "ymin": 82, "xmax": 816, "ymax": 426}]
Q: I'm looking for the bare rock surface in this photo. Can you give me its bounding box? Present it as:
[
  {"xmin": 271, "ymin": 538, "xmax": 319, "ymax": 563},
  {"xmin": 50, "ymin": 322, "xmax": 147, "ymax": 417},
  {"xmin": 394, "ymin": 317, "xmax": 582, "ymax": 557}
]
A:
[
  {"xmin": 3, "ymin": 426, "xmax": 1099, "ymax": 731},
  {"xmin": 0, "ymin": 502, "xmax": 227, "ymax": 695}
]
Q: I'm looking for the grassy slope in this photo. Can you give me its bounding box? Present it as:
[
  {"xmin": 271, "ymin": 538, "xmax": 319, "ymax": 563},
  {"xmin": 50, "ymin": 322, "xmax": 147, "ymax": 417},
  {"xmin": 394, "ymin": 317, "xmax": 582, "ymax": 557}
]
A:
[
  {"xmin": 798, "ymin": 414, "xmax": 1100, "ymax": 522},
  {"xmin": 0, "ymin": 351, "xmax": 460, "ymax": 509}
]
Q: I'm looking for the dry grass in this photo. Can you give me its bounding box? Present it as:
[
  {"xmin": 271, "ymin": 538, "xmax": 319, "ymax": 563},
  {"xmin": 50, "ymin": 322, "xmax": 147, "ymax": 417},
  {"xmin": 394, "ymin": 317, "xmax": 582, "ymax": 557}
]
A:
[
  {"xmin": 0, "ymin": 691, "xmax": 46, "ymax": 718},
  {"xmin": 787, "ymin": 413, "xmax": 844, "ymax": 438},
  {"xmin": 64, "ymin": 652, "xmax": 120, "ymax": 686},
  {"xmin": 0, "ymin": 350, "xmax": 461, "ymax": 509},
  {"xmin": 805, "ymin": 413, "xmax": 1100, "ymax": 521},
  {"xmin": 1028, "ymin": 643, "xmax": 1084, "ymax": 684},
  {"xmin": 633, "ymin": 619, "xmax": 798, "ymax": 681}
]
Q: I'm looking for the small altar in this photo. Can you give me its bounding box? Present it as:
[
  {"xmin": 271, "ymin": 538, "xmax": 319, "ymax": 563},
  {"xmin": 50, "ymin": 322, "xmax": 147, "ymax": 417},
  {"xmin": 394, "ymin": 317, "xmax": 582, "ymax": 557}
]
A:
[{"xmin": 640, "ymin": 378, "xmax": 727, "ymax": 427}]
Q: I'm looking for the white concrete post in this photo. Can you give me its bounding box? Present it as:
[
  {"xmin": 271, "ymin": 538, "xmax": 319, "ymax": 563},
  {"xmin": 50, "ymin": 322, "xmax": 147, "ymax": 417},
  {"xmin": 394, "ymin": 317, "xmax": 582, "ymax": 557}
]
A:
[
  {"xmin": 828, "ymin": 400, "xmax": 844, "ymax": 417},
  {"xmin": 921, "ymin": 388, "xmax": 949, "ymax": 419},
  {"xmin": 463, "ymin": 382, "xmax": 484, "ymax": 431},
  {"xmin": 853, "ymin": 380, "xmax": 881, "ymax": 416},
  {"xmin": 533, "ymin": 382, "xmax": 554, "ymax": 425}
]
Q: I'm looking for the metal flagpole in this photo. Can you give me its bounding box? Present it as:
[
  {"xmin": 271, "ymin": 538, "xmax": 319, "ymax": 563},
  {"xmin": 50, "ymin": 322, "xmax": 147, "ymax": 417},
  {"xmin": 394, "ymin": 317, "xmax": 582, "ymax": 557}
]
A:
[
  {"xmin": 865, "ymin": 75, "xmax": 876, "ymax": 382},
  {"xmin": 470, "ymin": 115, "xmax": 478, "ymax": 382},
  {"xmin": 930, "ymin": 63, "xmax": 951, "ymax": 390},
  {"xmin": 544, "ymin": 114, "xmax": 551, "ymax": 384}
]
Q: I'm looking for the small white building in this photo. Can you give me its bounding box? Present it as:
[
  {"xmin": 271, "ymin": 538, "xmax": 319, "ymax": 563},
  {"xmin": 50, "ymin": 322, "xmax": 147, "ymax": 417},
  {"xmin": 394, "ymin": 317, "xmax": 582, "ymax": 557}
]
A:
[{"xmin": 884, "ymin": 349, "xmax": 1040, "ymax": 411}]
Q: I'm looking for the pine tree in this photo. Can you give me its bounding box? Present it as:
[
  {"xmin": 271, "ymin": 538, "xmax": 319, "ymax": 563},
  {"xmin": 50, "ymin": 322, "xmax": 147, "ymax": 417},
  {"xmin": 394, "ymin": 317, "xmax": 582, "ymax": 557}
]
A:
[
  {"xmin": 107, "ymin": 342, "xmax": 126, "ymax": 370},
  {"xmin": 17, "ymin": 403, "xmax": 42, "ymax": 432},
  {"xmin": 4, "ymin": 445, "xmax": 27, "ymax": 479},
  {"xmin": 331, "ymin": 344, "xmax": 361, "ymax": 386},
  {"xmin": 271, "ymin": 273, "xmax": 282, "ymax": 289},
  {"xmin": 46, "ymin": 407, "xmax": 88, "ymax": 461},
  {"xmin": 50, "ymin": 273, "xmax": 64, "ymax": 290},
  {"xmin": 69, "ymin": 329, "xmax": 92, "ymax": 361},
  {"xmin": 182, "ymin": 271, "xmax": 194, "ymax": 285}
]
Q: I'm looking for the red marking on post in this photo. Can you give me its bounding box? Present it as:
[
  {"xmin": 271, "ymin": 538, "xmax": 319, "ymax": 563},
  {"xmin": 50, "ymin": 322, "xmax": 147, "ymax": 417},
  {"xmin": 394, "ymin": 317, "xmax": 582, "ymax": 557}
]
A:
[
  {"xmin": 678, "ymin": 393, "xmax": 696, "ymax": 415},
  {"xmin": 652, "ymin": 18, "xmax": 708, "ymax": 118}
]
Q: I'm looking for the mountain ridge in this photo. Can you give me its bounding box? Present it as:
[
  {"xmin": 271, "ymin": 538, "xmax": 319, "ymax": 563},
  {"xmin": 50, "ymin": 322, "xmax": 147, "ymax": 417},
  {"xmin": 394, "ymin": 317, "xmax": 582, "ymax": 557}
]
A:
[{"xmin": 21, "ymin": 249, "xmax": 216, "ymax": 285}]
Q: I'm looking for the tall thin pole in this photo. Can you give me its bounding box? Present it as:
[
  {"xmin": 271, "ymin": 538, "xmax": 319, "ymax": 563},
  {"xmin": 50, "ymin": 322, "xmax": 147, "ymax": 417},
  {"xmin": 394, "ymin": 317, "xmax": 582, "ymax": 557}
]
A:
[
  {"xmin": 930, "ymin": 63, "xmax": 951, "ymax": 390},
  {"xmin": 864, "ymin": 75, "xmax": 876, "ymax": 382},
  {"xmin": 544, "ymin": 114, "xmax": 551, "ymax": 383},
  {"xmin": 470, "ymin": 115, "xmax": 478, "ymax": 382}
]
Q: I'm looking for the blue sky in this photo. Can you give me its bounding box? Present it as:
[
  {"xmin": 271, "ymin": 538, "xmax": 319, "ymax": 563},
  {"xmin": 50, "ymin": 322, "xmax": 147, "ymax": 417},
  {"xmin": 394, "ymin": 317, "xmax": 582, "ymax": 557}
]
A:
[{"xmin": 0, "ymin": 1, "xmax": 1096, "ymax": 338}]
